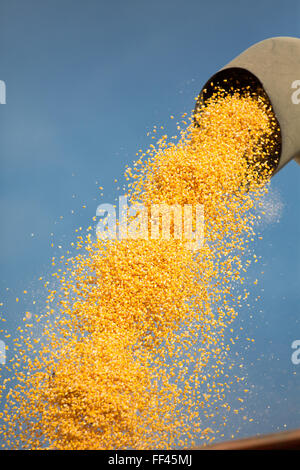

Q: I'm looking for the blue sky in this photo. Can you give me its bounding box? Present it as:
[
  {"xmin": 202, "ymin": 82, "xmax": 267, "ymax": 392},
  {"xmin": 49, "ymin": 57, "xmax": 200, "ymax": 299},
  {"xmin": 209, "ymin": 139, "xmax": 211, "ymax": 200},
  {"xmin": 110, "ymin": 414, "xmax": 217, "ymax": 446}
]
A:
[{"xmin": 0, "ymin": 0, "xmax": 299, "ymax": 445}]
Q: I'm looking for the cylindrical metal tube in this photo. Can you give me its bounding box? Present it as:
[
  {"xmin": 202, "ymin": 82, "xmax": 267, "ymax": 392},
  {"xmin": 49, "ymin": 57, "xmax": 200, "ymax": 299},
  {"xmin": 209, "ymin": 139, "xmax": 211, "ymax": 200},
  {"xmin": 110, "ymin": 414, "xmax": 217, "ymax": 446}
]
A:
[
  {"xmin": 195, "ymin": 37, "xmax": 300, "ymax": 175},
  {"xmin": 196, "ymin": 428, "xmax": 300, "ymax": 450}
]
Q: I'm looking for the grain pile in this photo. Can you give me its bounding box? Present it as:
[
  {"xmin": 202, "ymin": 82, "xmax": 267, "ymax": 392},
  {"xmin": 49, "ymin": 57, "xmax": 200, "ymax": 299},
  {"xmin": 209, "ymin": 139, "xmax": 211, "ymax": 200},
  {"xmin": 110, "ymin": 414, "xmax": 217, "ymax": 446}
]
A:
[{"xmin": 0, "ymin": 87, "xmax": 280, "ymax": 449}]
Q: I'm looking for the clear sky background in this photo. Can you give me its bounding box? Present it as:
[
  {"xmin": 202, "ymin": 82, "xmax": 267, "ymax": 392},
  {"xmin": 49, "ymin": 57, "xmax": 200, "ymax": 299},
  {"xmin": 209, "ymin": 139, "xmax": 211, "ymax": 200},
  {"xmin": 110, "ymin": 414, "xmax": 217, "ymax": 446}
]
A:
[{"xmin": 0, "ymin": 0, "xmax": 299, "ymax": 445}]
